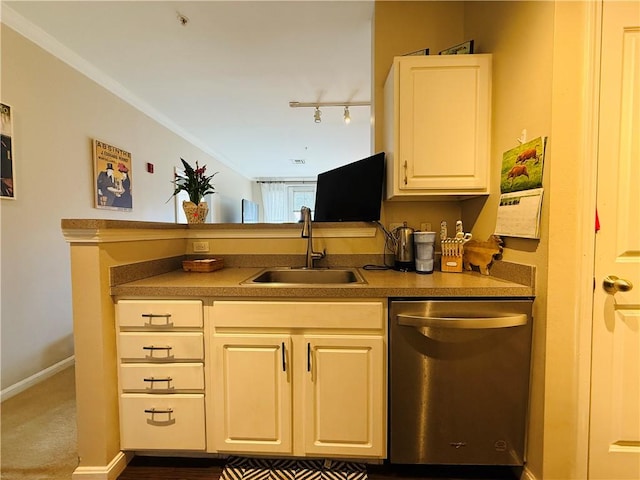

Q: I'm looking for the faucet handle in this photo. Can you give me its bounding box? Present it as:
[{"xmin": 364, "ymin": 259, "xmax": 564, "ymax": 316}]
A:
[{"xmin": 312, "ymin": 248, "xmax": 326, "ymax": 260}]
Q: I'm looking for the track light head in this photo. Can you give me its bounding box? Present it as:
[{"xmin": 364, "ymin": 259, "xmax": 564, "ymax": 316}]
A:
[
  {"xmin": 343, "ymin": 106, "xmax": 351, "ymax": 124},
  {"xmin": 314, "ymin": 107, "xmax": 322, "ymax": 123}
]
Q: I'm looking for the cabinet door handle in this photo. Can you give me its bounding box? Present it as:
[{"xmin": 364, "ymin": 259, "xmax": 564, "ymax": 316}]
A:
[
  {"xmin": 281, "ymin": 342, "xmax": 286, "ymax": 372},
  {"xmin": 307, "ymin": 342, "xmax": 311, "ymax": 372},
  {"xmin": 403, "ymin": 160, "xmax": 408, "ymax": 185},
  {"xmin": 141, "ymin": 313, "xmax": 173, "ymax": 328}
]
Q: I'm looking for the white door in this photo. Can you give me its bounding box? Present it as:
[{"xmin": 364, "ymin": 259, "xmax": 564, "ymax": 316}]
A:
[
  {"xmin": 302, "ymin": 336, "xmax": 384, "ymax": 457},
  {"xmin": 589, "ymin": 2, "xmax": 640, "ymax": 479},
  {"xmin": 212, "ymin": 335, "xmax": 292, "ymax": 454}
]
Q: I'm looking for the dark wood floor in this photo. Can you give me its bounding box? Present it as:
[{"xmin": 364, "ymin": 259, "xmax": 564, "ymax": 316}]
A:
[{"xmin": 117, "ymin": 456, "xmax": 521, "ymax": 480}]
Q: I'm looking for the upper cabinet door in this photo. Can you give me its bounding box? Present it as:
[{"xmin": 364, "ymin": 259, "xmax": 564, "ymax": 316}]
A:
[{"xmin": 384, "ymin": 54, "xmax": 492, "ymax": 199}]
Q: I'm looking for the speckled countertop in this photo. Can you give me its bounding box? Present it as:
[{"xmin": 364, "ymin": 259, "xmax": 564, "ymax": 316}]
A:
[
  {"xmin": 111, "ymin": 265, "xmax": 534, "ymax": 299},
  {"xmin": 63, "ymin": 219, "xmax": 534, "ymax": 299}
]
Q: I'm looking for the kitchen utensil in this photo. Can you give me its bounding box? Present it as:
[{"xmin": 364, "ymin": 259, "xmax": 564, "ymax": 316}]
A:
[
  {"xmin": 455, "ymin": 220, "xmax": 463, "ymax": 238},
  {"xmin": 440, "ymin": 221, "xmax": 448, "ymax": 241}
]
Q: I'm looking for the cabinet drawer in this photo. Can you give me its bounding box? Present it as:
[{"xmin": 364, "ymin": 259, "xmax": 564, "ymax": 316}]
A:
[
  {"xmin": 212, "ymin": 301, "xmax": 384, "ymax": 329},
  {"xmin": 119, "ymin": 363, "xmax": 204, "ymax": 392},
  {"xmin": 119, "ymin": 394, "xmax": 205, "ymax": 450},
  {"xmin": 117, "ymin": 300, "xmax": 203, "ymax": 329},
  {"xmin": 118, "ymin": 332, "xmax": 203, "ymax": 361}
]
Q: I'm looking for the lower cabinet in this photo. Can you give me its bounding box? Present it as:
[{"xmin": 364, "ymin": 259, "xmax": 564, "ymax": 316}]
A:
[
  {"xmin": 114, "ymin": 298, "xmax": 387, "ymax": 459},
  {"xmin": 116, "ymin": 299, "xmax": 206, "ymax": 452},
  {"xmin": 212, "ymin": 335, "xmax": 293, "ymax": 454},
  {"xmin": 210, "ymin": 299, "xmax": 386, "ymax": 459}
]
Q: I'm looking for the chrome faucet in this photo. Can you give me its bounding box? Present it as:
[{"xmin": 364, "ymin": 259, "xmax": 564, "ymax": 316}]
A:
[{"xmin": 300, "ymin": 206, "xmax": 325, "ymax": 268}]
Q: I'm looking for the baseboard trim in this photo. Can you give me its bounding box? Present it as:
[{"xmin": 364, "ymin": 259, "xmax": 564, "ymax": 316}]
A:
[
  {"xmin": 0, "ymin": 355, "xmax": 75, "ymax": 402},
  {"xmin": 72, "ymin": 451, "xmax": 129, "ymax": 480}
]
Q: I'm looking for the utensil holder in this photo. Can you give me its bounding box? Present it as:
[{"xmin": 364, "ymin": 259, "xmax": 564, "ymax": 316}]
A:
[{"xmin": 440, "ymin": 239, "xmax": 463, "ymax": 273}]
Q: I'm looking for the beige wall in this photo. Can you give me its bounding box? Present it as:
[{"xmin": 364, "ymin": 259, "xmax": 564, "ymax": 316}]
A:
[
  {"xmin": 0, "ymin": 25, "xmax": 253, "ymax": 389},
  {"xmin": 462, "ymin": 3, "xmax": 554, "ymax": 478}
]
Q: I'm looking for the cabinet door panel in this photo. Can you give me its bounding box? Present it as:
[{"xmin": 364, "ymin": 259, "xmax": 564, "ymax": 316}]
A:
[
  {"xmin": 213, "ymin": 335, "xmax": 292, "ymax": 454},
  {"xmin": 405, "ymin": 66, "xmax": 480, "ymax": 178},
  {"xmin": 303, "ymin": 336, "xmax": 384, "ymax": 457}
]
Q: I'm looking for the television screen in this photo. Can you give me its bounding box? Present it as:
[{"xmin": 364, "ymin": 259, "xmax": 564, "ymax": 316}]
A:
[
  {"xmin": 313, "ymin": 152, "xmax": 385, "ymax": 222},
  {"xmin": 242, "ymin": 198, "xmax": 259, "ymax": 223}
]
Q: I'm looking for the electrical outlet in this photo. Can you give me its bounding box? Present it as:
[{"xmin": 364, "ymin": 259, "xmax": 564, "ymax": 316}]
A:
[
  {"xmin": 192, "ymin": 241, "xmax": 209, "ymax": 253},
  {"xmin": 420, "ymin": 222, "xmax": 432, "ymax": 232},
  {"xmin": 389, "ymin": 222, "xmax": 403, "ymax": 231}
]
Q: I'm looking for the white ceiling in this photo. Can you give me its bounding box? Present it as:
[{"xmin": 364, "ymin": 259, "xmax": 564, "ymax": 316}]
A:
[{"xmin": 3, "ymin": 1, "xmax": 374, "ymax": 179}]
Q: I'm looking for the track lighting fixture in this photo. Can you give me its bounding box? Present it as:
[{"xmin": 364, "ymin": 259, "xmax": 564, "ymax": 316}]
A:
[{"xmin": 289, "ymin": 101, "xmax": 370, "ymax": 124}]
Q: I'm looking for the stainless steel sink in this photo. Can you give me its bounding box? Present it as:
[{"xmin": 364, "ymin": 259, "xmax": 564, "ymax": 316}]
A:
[{"xmin": 241, "ymin": 268, "xmax": 367, "ymax": 285}]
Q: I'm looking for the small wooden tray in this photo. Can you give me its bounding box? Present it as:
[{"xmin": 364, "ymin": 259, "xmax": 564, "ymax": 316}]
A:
[{"xmin": 182, "ymin": 258, "xmax": 224, "ymax": 273}]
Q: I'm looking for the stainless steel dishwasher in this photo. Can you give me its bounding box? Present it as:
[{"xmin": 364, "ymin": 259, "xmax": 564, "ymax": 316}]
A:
[{"xmin": 389, "ymin": 299, "xmax": 533, "ymax": 466}]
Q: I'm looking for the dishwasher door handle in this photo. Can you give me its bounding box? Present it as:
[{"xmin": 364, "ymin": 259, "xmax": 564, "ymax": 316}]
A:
[{"xmin": 397, "ymin": 313, "xmax": 528, "ymax": 329}]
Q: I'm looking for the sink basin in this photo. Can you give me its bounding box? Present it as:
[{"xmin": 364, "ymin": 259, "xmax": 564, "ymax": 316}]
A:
[{"xmin": 242, "ymin": 268, "xmax": 367, "ymax": 285}]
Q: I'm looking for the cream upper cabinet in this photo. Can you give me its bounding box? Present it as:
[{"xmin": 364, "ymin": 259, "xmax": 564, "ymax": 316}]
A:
[
  {"xmin": 384, "ymin": 54, "xmax": 492, "ymax": 199},
  {"xmin": 209, "ymin": 299, "xmax": 386, "ymax": 459}
]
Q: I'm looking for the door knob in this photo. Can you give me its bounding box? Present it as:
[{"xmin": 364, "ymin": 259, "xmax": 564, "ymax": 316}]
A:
[{"xmin": 603, "ymin": 275, "xmax": 633, "ymax": 294}]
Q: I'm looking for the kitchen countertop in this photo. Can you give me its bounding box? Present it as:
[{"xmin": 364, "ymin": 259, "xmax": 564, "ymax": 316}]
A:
[
  {"xmin": 111, "ymin": 266, "xmax": 534, "ymax": 299},
  {"xmin": 60, "ymin": 219, "xmax": 534, "ymax": 299}
]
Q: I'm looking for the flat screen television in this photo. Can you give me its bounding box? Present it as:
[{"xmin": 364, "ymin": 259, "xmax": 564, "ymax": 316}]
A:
[
  {"xmin": 313, "ymin": 152, "xmax": 385, "ymax": 222},
  {"xmin": 241, "ymin": 198, "xmax": 259, "ymax": 223}
]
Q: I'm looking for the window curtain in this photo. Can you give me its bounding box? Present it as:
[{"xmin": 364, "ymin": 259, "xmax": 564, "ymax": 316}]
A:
[{"xmin": 260, "ymin": 182, "xmax": 287, "ymax": 223}]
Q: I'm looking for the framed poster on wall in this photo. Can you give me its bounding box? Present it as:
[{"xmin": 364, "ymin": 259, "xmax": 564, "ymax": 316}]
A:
[
  {"xmin": 1, "ymin": 103, "xmax": 15, "ymax": 199},
  {"xmin": 93, "ymin": 139, "xmax": 133, "ymax": 211}
]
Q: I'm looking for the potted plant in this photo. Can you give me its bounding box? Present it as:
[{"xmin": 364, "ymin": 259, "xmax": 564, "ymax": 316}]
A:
[{"xmin": 170, "ymin": 158, "xmax": 218, "ymax": 223}]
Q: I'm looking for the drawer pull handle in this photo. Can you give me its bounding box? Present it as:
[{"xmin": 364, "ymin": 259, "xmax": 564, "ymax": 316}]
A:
[
  {"xmin": 143, "ymin": 377, "xmax": 174, "ymax": 391},
  {"xmin": 143, "ymin": 376, "xmax": 173, "ymax": 383},
  {"xmin": 144, "ymin": 408, "xmax": 176, "ymax": 426},
  {"xmin": 141, "ymin": 313, "xmax": 174, "ymax": 328},
  {"xmin": 142, "ymin": 345, "xmax": 174, "ymax": 360}
]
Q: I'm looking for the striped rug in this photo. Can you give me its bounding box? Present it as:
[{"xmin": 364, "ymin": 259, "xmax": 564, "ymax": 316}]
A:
[{"xmin": 220, "ymin": 457, "xmax": 367, "ymax": 480}]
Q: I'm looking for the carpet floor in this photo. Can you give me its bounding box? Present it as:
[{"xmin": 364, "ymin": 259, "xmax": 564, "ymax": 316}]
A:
[{"xmin": 1, "ymin": 366, "xmax": 78, "ymax": 480}]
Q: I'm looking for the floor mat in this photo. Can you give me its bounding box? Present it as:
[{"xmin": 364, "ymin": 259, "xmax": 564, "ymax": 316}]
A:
[{"xmin": 220, "ymin": 457, "xmax": 367, "ymax": 480}]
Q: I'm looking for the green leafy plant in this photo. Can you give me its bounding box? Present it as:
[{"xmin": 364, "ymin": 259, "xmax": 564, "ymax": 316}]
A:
[{"xmin": 170, "ymin": 158, "xmax": 218, "ymax": 204}]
